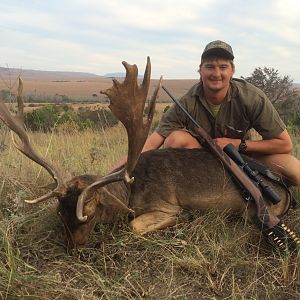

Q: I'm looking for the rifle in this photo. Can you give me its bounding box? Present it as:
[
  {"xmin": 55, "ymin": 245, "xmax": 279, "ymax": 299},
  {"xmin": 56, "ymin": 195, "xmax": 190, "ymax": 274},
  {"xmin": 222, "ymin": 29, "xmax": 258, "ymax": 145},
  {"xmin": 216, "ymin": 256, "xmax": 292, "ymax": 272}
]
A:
[{"xmin": 162, "ymin": 85, "xmax": 300, "ymax": 253}]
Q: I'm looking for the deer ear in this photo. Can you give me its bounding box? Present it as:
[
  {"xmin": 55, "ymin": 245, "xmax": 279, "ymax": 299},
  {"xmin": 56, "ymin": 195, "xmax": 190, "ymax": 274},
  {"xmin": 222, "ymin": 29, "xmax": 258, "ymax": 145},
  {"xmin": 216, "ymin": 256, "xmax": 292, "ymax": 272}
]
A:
[{"xmin": 100, "ymin": 187, "xmax": 134, "ymax": 214}]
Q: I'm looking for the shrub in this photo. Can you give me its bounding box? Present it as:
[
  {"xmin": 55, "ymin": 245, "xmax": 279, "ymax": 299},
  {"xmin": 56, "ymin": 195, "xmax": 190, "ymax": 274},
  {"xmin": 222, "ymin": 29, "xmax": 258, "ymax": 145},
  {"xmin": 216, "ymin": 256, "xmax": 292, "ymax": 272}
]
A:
[
  {"xmin": 0, "ymin": 89, "xmax": 14, "ymax": 101},
  {"xmin": 77, "ymin": 107, "xmax": 118, "ymax": 129},
  {"xmin": 24, "ymin": 104, "xmax": 118, "ymax": 132},
  {"xmin": 24, "ymin": 105, "xmax": 60, "ymax": 131}
]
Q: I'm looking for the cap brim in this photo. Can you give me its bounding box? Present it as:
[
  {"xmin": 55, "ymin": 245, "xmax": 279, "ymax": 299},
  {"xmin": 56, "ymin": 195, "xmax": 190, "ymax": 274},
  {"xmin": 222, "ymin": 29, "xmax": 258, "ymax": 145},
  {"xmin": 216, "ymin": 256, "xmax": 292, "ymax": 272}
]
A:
[{"xmin": 201, "ymin": 48, "xmax": 234, "ymax": 60}]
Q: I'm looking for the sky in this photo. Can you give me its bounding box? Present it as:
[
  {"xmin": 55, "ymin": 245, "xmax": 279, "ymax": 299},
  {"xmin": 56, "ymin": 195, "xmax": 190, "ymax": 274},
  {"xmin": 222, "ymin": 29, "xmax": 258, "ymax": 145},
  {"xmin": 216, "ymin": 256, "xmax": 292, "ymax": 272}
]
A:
[{"xmin": 0, "ymin": 0, "xmax": 300, "ymax": 82}]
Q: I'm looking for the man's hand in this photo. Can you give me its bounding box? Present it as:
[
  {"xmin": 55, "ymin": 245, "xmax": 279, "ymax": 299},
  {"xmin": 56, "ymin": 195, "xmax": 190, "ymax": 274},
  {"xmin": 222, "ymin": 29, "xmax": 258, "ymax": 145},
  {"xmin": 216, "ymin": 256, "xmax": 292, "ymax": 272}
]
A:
[{"xmin": 213, "ymin": 137, "xmax": 240, "ymax": 150}]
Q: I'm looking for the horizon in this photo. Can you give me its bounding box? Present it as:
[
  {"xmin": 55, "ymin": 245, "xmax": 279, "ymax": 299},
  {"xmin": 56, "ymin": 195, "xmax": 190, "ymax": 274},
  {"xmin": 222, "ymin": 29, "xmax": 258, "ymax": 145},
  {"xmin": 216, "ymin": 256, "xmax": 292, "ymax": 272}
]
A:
[{"xmin": 0, "ymin": 66, "xmax": 300, "ymax": 85}]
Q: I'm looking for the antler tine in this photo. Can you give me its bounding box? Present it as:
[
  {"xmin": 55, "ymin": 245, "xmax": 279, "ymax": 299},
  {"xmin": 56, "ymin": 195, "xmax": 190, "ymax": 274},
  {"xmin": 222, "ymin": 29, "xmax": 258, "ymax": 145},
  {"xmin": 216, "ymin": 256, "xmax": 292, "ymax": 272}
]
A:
[
  {"xmin": 101, "ymin": 56, "xmax": 160, "ymax": 175},
  {"xmin": 145, "ymin": 75, "xmax": 163, "ymax": 135},
  {"xmin": 0, "ymin": 77, "xmax": 66, "ymax": 203},
  {"xmin": 76, "ymin": 57, "xmax": 162, "ymax": 222},
  {"xmin": 16, "ymin": 78, "xmax": 24, "ymax": 122}
]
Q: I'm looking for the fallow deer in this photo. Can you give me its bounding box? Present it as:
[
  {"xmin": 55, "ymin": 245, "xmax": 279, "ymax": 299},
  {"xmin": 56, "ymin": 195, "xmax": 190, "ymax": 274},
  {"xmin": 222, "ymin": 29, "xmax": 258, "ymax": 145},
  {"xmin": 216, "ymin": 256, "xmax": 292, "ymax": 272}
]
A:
[{"xmin": 0, "ymin": 57, "xmax": 298, "ymax": 252}]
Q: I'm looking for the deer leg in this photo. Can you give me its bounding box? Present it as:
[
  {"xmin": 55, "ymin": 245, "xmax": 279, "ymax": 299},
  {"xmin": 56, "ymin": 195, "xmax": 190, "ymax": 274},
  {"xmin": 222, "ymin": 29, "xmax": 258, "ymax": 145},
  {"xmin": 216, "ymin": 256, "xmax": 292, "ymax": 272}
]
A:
[{"xmin": 129, "ymin": 211, "xmax": 178, "ymax": 235}]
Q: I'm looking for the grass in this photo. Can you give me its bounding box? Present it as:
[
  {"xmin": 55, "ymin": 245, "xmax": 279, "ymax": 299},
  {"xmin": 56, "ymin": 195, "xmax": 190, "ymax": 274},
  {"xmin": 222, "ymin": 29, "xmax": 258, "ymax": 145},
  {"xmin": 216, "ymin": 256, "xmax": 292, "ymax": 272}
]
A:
[{"xmin": 0, "ymin": 124, "xmax": 300, "ymax": 299}]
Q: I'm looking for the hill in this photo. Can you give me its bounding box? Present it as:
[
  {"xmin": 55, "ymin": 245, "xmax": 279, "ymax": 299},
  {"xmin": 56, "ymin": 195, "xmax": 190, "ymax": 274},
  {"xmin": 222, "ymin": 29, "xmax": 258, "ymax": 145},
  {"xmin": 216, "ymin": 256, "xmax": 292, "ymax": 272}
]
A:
[
  {"xmin": 0, "ymin": 67, "xmax": 198, "ymax": 102},
  {"xmin": 0, "ymin": 67, "xmax": 102, "ymax": 81},
  {"xmin": 294, "ymin": 83, "xmax": 300, "ymax": 88}
]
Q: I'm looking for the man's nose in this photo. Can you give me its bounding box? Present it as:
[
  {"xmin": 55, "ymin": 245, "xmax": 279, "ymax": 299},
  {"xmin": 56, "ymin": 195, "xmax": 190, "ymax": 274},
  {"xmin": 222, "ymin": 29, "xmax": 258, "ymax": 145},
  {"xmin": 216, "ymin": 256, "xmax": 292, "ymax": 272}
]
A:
[{"xmin": 212, "ymin": 67, "xmax": 221, "ymax": 77}]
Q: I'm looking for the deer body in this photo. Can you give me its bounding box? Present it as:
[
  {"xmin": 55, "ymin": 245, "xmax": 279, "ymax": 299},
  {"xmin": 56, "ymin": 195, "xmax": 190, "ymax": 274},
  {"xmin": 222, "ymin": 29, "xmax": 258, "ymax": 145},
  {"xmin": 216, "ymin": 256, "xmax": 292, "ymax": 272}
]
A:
[
  {"xmin": 130, "ymin": 148, "xmax": 289, "ymax": 220},
  {"xmin": 58, "ymin": 148, "xmax": 290, "ymax": 247}
]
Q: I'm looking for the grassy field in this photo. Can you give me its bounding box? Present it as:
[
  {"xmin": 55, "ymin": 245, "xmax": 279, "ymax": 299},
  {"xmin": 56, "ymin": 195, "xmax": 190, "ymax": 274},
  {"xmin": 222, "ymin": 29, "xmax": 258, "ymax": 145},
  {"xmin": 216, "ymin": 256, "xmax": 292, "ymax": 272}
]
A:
[{"xmin": 0, "ymin": 115, "xmax": 300, "ymax": 300}]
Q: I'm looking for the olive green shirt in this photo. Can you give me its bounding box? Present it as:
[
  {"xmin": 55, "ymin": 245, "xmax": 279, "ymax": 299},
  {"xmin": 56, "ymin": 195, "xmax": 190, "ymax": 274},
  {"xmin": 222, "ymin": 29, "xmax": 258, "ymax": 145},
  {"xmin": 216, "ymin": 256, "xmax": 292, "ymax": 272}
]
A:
[{"xmin": 156, "ymin": 78, "xmax": 285, "ymax": 140}]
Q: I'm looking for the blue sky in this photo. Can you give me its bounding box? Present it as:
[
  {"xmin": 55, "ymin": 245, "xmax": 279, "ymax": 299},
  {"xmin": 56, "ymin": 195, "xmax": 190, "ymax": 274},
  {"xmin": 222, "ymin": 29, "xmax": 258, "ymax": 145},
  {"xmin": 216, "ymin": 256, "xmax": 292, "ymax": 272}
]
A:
[{"xmin": 1, "ymin": 0, "xmax": 300, "ymax": 81}]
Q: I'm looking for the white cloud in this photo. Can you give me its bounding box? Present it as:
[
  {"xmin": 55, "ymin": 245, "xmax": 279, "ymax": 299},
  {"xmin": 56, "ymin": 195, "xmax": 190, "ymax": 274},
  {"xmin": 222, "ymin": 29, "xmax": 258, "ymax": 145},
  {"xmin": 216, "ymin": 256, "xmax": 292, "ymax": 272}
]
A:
[
  {"xmin": 274, "ymin": 0, "xmax": 300, "ymax": 21},
  {"xmin": 0, "ymin": 0, "xmax": 300, "ymax": 81},
  {"xmin": 276, "ymin": 26, "xmax": 300, "ymax": 44}
]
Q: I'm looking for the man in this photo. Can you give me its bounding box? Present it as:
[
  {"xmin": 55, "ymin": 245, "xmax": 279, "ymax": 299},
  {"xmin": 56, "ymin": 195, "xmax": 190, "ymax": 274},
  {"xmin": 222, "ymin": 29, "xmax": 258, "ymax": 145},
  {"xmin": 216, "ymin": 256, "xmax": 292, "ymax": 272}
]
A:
[{"xmin": 117, "ymin": 40, "xmax": 300, "ymax": 185}]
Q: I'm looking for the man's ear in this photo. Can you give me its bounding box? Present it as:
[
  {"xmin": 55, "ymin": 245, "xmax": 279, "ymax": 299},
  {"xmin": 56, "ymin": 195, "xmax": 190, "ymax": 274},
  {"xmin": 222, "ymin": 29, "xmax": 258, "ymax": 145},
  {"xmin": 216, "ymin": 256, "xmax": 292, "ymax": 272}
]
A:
[
  {"xmin": 100, "ymin": 187, "xmax": 134, "ymax": 214},
  {"xmin": 232, "ymin": 62, "xmax": 235, "ymax": 74}
]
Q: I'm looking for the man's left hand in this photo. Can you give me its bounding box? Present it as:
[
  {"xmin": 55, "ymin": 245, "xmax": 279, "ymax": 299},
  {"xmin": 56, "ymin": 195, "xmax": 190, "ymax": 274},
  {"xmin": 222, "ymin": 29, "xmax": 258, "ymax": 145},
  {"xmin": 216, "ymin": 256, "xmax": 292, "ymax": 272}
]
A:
[{"xmin": 213, "ymin": 137, "xmax": 240, "ymax": 150}]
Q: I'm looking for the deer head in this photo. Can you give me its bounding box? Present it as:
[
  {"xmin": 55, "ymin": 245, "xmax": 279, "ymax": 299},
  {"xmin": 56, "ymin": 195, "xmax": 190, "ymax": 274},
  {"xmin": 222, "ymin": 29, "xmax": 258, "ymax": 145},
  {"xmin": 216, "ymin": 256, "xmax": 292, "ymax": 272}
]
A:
[{"xmin": 0, "ymin": 57, "xmax": 162, "ymax": 250}]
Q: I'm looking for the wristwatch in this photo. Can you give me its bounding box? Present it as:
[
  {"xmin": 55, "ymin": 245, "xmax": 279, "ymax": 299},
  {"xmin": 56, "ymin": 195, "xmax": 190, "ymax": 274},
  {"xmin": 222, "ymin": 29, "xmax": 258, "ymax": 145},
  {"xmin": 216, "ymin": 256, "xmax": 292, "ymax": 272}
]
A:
[{"xmin": 238, "ymin": 139, "xmax": 247, "ymax": 153}]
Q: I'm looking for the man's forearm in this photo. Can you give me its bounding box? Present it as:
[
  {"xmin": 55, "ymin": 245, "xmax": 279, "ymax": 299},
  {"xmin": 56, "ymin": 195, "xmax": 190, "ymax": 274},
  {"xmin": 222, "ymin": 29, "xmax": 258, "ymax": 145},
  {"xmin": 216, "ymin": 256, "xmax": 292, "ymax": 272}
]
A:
[
  {"xmin": 245, "ymin": 138, "xmax": 292, "ymax": 155},
  {"xmin": 214, "ymin": 130, "xmax": 293, "ymax": 155},
  {"xmin": 246, "ymin": 130, "xmax": 292, "ymax": 155}
]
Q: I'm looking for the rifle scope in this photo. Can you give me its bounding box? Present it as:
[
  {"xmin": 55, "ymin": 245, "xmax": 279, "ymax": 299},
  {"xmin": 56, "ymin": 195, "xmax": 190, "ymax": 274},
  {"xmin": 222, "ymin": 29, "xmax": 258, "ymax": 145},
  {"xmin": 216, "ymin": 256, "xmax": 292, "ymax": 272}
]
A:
[{"xmin": 223, "ymin": 143, "xmax": 281, "ymax": 205}]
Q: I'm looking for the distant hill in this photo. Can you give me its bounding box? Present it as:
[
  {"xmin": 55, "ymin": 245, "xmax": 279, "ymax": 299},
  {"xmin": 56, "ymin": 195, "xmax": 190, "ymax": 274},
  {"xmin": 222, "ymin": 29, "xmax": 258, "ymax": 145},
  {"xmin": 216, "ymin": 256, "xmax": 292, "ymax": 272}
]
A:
[
  {"xmin": 0, "ymin": 67, "xmax": 149, "ymax": 81},
  {"xmin": 103, "ymin": 72, "xmax": 125, "ymax": 78},
  {"xmin": 0, "ymin": 67, "xmax": 102, "ymax": 81},
  {"xmin": 104, "ymin": 72, "xmax": 144, "ymax": 79},
  {"xmin": 0, "ymin": 66, "xmax": 198, "ymax": 102}
]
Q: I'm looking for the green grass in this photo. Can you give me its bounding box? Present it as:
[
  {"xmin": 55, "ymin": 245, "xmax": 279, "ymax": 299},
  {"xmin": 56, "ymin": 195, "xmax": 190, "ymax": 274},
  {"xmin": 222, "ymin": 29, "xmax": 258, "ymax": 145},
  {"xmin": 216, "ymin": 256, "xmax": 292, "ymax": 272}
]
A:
[{"xmin": 0, "ymin": 126, "xmax": 300, "ymax": 299}]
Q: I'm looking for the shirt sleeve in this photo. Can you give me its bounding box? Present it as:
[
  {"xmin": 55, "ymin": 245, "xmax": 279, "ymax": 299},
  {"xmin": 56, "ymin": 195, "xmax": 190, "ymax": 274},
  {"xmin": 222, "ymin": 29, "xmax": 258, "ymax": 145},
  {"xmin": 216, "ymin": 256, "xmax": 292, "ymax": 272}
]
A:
[
  {"xmin": 250, "ymin": 94, "xmax": 286, "ymax": 139},
  {"xmin": 156, "ymin": 99, "xmax": 189, "ymax": 138}
]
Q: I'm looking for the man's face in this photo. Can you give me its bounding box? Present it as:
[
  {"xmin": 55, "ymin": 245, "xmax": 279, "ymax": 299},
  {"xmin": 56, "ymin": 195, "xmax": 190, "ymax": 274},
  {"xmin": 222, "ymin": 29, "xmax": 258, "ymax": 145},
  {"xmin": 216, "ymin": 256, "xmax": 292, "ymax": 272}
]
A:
[{"xmin": 199, "ymin": 58, "xmax": 234, "ymax": 92}]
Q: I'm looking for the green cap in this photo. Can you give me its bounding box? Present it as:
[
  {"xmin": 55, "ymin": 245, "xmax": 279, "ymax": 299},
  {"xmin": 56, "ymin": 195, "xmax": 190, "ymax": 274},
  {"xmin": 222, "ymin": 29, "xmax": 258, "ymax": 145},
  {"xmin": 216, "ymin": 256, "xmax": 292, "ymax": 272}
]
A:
[{"xmin": 201, "ymin": 40, "xmax": 234, "ymax": 60}]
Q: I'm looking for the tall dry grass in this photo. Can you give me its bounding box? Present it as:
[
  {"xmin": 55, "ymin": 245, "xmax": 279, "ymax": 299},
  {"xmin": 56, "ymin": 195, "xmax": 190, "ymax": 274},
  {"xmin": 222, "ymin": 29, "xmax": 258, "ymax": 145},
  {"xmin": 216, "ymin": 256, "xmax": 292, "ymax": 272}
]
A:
[{"xmin": 0, "ymin": 123, "xmax": 300, "ymax": 299}]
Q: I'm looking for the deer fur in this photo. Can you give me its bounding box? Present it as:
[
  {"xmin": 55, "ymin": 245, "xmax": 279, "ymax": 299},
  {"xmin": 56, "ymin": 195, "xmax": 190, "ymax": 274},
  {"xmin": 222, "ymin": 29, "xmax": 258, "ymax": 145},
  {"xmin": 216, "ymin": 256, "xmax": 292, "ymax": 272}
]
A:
[{"xmin": 57, "ymin": 148, "xmax": 291, "ymax": 249}]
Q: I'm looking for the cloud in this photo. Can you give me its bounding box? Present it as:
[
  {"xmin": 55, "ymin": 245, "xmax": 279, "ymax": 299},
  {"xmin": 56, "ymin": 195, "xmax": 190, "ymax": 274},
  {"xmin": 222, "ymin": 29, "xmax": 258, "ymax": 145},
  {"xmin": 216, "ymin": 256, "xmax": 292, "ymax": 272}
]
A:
[
  {"xmin": 274, "ymin": 0, "xmax": 300, "ymax": 21},
  {"xmin": 0, "ymin": 0, "xmax": 299, "ymax": 81}
]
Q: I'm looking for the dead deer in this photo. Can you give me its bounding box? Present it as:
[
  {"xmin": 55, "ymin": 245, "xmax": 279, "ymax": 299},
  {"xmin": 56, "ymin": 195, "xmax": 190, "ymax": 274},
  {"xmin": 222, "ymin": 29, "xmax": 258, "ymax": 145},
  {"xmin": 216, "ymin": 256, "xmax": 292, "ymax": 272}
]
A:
[{"xmin": 0, "ymin": 57, "xmax": 295, "ymax": 251}]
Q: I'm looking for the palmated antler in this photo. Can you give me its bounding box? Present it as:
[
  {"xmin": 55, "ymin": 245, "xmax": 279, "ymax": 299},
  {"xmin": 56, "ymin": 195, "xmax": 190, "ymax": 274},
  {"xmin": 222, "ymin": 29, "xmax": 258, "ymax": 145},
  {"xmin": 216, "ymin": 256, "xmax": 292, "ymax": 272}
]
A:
[
  {"xmin": 0, "ymin": 78, "xmax": 66, "ymax": 203},
  {"xmin": 76, "ymin": 57, "xmax": 162, "ymax": 221}
]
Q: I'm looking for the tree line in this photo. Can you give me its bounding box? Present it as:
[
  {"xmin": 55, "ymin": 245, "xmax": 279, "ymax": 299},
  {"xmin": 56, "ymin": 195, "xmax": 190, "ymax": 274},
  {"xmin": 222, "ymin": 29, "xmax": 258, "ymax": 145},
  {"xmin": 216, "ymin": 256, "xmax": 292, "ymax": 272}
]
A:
[{"xmin": 243, "ymin": 67, "xmax": 300, "ymax": 133}]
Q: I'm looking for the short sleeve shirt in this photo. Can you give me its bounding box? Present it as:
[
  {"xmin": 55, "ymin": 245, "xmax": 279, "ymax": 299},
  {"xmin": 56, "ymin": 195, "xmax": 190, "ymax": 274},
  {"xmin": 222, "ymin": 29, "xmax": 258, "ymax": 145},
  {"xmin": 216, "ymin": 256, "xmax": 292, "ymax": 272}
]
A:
[{"xmin": 156, "ymin": 78, "xmax": 285, "ymax": 140}]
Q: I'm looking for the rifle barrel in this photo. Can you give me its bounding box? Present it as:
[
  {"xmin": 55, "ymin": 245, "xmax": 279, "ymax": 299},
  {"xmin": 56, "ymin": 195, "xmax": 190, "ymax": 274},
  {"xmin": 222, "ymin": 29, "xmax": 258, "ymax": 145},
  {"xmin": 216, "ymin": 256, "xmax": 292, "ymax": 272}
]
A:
[{"xmin": 162, "ymin": 86, "xmax": 200, "ymax": 129}]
